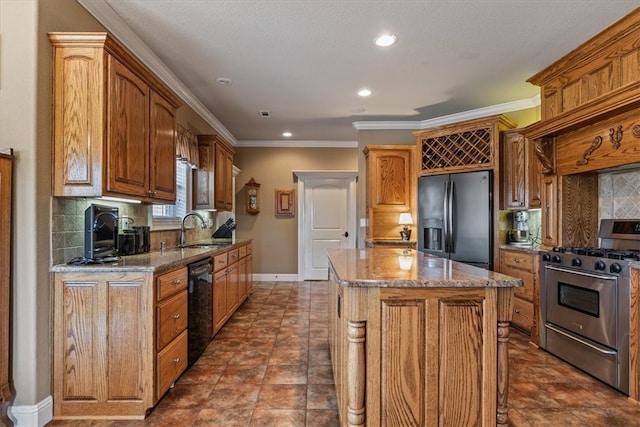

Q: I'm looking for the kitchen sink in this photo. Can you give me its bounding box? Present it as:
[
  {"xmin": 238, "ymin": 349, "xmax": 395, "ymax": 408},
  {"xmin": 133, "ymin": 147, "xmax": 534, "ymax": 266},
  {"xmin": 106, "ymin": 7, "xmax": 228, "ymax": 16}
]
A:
[{"xmin": 179, "ymin": 243, "xmax": 220, "ymax": 249}]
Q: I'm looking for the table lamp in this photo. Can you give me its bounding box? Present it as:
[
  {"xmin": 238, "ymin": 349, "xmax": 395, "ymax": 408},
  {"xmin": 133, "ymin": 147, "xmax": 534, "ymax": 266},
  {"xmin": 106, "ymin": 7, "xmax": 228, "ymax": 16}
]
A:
[{"xmin": 398, "ymin": 213, "xmax": 413, "ymax": 240}]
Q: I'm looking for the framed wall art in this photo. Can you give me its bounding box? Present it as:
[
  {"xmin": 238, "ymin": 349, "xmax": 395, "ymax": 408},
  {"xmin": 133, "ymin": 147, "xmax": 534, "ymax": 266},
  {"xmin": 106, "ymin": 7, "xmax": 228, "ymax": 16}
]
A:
[{"xmin": 275, "ymin": 189, "xmax": 294, "ymax": 216}]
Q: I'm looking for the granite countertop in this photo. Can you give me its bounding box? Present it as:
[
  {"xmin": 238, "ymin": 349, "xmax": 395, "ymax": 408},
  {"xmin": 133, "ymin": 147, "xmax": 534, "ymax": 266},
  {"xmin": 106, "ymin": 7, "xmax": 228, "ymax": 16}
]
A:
[
  {"xmin": 328, "ymin": 248, "xmax": 523, "ymax": 288},
  {"xmin": 50, "ymin": 239, "xmax": 252, "ymax": 274},
  {"xmin": 499, "ymin": 243, "xmax": 541, "ymax": 253}
]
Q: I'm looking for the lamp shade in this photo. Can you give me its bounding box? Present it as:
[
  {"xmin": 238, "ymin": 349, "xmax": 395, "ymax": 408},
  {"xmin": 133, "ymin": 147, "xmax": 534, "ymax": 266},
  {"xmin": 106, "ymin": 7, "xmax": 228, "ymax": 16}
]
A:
[{"xmin": 398, "ymin": 213, "xmax": 413, "ymax": 225}]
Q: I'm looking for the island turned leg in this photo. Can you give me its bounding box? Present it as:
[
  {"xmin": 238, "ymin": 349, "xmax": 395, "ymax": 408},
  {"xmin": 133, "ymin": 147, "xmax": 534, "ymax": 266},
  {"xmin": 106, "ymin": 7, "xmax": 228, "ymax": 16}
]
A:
[
  {"xmin": 497, "ymin": 320, "xmax": 510, "ymax": 426},
  {"xmin": 347, "ymin": 320, "xmax": 366, "ymax": 427}
]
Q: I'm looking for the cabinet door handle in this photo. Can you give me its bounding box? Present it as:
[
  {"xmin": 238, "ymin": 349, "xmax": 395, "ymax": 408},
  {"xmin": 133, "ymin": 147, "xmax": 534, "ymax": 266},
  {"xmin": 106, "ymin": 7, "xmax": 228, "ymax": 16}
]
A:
[
  {"xmin": 173, "ymin": 314, "xmax": 180, "ymax": 319},
  {"xmin": 172, "ymin": 358, "xmax": 180, "ymax": 364}
]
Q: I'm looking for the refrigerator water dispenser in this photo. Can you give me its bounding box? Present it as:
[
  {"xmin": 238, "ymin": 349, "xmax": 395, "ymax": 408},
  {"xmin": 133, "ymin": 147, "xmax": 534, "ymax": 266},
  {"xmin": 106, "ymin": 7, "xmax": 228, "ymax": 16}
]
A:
[{"xmin": 423, "ymin": 218, "xmax": 443, "ymax": 251}]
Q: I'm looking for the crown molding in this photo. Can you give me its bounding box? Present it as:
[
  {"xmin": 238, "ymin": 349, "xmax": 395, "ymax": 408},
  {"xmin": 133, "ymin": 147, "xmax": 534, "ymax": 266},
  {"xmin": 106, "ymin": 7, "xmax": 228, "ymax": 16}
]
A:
[
  {"xmin": 236, "ymin": 140, "xmax": 357, "ymax": 148},
  {"xmin": 352, "ymin": 94, "xmax": 541, "ymax": 131},
  {"xmin": 77, "ymin": 0, "xmax": 238, "ymax": 146}
]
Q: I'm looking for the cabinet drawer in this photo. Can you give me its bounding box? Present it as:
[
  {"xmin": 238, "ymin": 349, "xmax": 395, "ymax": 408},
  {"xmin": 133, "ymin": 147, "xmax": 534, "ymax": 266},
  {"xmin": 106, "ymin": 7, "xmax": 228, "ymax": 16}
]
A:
[
  {"xmin": 512, "ymin": 297, "xmax": 534, "ymax": 332},
  {"xmin": 239, "ymin": 245, "xmax": 247, "ymax": 258},
  {"xmin": 213, "ymin": 252, "xmax": 228, "ymax": 272},
  {"xmin": 500, "ymin": 264, "xmax": 534, "ymax": 301},
  {"xmin": 157, "ymin": 290, "xmax": 188, "ymax": 350},
  {"xmin": 157, "ymin": 329, "xmax": 188, "ymax": 399},
  {"xmin": 228, "ymin": 248, "xmax": 239, "ymax": 264},
  {"xmin": 157, "ymin": 267, "xmax": 188, "ymax": 300},
  {"xmin": 501, "ymin": 250, "xmax": 533, "ymax": 271}
]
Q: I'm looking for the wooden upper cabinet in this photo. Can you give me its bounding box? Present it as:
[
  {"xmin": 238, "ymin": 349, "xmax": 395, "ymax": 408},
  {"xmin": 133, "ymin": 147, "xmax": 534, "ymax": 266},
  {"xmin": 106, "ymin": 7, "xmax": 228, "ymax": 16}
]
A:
[
  {"xmin": 193, "ymin": 136, "xmax": 215, "ymax": 209},
  {"xmin": 149, "ymin": 92, "xmax": 178, "ymax": 202},
  {"xmin": 193, "ymin": 135, "xmax": 235, "ymax": 211},
  {"xmin": 106, "ymin": 57, "xmax": 150, "ymax": 198},
  {"xmin": 215, "ymin": 139, "xmax": 234, "ymax": 211},
  {"xmin": 415, "ymin": 114, "xmax": 516, "ymax": 176},
  {"xmin": 49, "ymin": 32, "xmax": 181, "ymax": 203},
  {"xmin": 364, "ymin": 145, "xmax": 416, "ymax": 241},
  {"xmin": 501, "ymin": 131, "xmax": 527, "ymax": 209},
  {"xmin": 527, "ymin": 137, "xmax": 542, "ymax": 208}
]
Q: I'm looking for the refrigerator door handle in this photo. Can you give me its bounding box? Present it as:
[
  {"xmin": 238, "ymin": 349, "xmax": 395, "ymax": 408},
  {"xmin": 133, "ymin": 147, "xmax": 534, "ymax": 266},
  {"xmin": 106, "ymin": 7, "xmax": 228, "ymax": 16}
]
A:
[
  {"xmin": 448, "ymin": 181, "xmax": 455, "ymax": 254},
  {"xmin": 443, "ymin": 181, "xmax": 450, "ymax": 253}
]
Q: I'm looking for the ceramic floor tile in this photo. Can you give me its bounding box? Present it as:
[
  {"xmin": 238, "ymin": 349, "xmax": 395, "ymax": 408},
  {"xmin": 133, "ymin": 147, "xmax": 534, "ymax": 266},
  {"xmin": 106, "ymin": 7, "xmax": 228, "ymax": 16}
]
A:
[
  {"xmin": 192, "ymin": 408, "xmax": 252, "ymax": 426},
  {"xmin": 263, "ymin": 364, "xmax": 309, "ymax": 384},
  {"xmin": 249, "ymin": 409, "xmax": 306, "ymax": 427},
  {"xmin": 255, "ymin": 384, "xmax": 308, "ymax": 410},
  {"xmin": 218, "ymin": 364, "xmax": 267, "ymax": 384},
  {"xmin": 304, "ymin": 409, "xmax": 340, "ymax": 427},
  {"xmin": 306, "ymin": 384, "xmax": 338, "ymax": 410}
]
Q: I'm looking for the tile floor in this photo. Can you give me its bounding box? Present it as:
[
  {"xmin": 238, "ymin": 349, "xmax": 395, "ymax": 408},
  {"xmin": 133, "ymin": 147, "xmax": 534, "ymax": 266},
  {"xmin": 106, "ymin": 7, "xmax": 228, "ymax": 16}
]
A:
[{"xmin": 47, "ymin": 281, "xmax": 639, "ymax": 426}]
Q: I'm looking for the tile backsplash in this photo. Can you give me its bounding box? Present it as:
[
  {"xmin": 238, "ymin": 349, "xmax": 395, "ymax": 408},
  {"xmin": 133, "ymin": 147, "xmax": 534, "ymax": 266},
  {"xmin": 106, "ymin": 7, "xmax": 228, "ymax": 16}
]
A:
[
  {"xmin": 599, "ymin": 168, "xmax": 640, "ymax": 219},
  {"xmin": 51, "ymin": 197, "xmax": 220, "ymax": 266}
]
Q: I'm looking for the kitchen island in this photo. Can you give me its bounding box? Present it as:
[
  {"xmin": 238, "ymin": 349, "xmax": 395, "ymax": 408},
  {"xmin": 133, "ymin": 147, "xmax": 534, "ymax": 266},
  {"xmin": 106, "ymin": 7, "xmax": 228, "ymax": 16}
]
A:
[{"xmin": 327, "ymin": 248, "xmax": 522, "ymax": 427}]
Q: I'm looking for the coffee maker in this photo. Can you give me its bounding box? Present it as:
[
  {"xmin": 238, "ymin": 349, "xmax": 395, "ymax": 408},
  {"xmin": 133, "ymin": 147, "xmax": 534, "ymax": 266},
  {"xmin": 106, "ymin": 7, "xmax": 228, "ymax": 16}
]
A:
[{"xmin": 508, "ymin": 210, "xmax": 530, "ymax": 245}]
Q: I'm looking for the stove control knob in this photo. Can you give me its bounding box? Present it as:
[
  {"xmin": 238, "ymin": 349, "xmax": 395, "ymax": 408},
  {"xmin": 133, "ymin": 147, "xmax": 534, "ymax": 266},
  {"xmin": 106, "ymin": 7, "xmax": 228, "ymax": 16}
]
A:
[
  {"xmin": 571, "ymin": 258, "xmax": 582, "ymax": 267},
  {"xmin": 595, "ymin": 260, "xmax": 606, "ymax": 271},
  {"xmin": 541, "ymin": 253, "xmax": 551, "ymax": 262},
  {"xmin": 610, "ymin": 263, "xmax": 622, "ymax": 274},
  {"xmin": 552, "ymin": 255, "xmax": 562, "ymax": 263}
]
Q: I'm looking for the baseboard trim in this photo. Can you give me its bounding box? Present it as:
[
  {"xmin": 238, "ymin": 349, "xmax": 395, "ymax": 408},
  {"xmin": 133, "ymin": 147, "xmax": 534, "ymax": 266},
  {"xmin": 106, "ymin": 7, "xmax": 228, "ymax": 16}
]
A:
[
  {"xmin": 252, "ymin": 274, "xmax": 299, "ymax": 281},
  {"xmin": 9, "ymin": 395, "xmax": 53, "ymax": 427}
]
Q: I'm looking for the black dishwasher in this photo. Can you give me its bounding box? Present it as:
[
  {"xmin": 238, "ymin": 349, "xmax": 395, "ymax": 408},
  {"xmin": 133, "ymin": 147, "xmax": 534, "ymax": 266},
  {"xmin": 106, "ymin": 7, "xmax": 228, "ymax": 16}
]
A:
[{"xmin": 187, "ymin": 258, "xmax": 213, "ymax": 367}]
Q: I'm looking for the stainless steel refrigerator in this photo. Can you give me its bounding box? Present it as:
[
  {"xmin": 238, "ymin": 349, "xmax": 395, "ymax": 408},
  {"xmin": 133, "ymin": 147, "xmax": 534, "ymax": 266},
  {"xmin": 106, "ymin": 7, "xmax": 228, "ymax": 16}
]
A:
[{"xmin": 418, "ymin": 170, "xmax": 493, "ymax": 270}]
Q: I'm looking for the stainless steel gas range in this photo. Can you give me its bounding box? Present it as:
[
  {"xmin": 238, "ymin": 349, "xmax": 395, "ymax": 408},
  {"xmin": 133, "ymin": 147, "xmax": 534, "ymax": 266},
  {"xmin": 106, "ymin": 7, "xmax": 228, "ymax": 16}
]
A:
[{"xmin": 538, "ymin": 219, "xmax": 640, "ymax": 395}]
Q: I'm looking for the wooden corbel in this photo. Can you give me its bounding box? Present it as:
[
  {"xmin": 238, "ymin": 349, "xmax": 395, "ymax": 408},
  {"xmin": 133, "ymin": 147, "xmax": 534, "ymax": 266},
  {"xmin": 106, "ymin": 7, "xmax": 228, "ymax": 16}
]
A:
[{"xmin": 533, "ymin": 137, "xmax": 555, "ymax": 174}]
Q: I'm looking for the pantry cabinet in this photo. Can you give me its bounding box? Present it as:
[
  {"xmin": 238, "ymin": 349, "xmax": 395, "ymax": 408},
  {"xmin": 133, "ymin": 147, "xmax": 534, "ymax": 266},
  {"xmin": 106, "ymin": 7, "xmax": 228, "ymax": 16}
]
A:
[
  {"xmin": 364, "ymin": 145, "xmax": 416, "ymax": 242},
  {"xmin": 49, "ymin": 32, "xmax": 181, "ymax": 203}
]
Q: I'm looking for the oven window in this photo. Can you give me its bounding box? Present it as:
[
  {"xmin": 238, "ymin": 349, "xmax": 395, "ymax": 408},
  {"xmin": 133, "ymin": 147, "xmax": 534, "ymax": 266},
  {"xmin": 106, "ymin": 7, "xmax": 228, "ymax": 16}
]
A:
[{"xmin": 557, "ymin": 281, "xmax": 599, "ymax": 317}]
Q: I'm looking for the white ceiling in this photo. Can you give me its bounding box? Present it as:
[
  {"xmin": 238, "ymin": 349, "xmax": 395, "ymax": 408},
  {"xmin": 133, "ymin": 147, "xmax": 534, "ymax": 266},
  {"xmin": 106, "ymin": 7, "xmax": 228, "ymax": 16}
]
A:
[{"xmin": 80, "ymin": 1, "xmax": 640, "ymax": 146}]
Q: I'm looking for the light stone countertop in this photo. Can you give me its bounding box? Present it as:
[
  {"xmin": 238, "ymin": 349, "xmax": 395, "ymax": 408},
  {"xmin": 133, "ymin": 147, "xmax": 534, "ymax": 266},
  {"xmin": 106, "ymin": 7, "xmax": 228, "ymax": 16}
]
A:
[
  {"xmin": 328, "ymin": 248, "xmax": 523, "ymax": 288},
  {"xmin": 50, "ymin": 239, "xmax": 252, "ymax": 275}
]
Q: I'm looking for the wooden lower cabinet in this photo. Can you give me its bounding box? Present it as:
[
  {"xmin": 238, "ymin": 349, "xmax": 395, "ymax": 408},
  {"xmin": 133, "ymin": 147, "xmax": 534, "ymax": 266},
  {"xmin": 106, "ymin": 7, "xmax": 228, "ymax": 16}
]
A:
[
  {"xmin": 499, "ymin": 249, "xmax": 538, "ymax": 339},
  {"xmin": 329, "ymin": 279, "xmax": 513, "ymax": 426},
  {"xmin": 52, "ymin": 242, "xmax": 253, "ymax": 419},
  {"xmin": 154, "ymin": 267, "xmax": 188, "ymax": 400},
  {"xmin": 212, "ymin": 244, "xmax": 253, "ymax": 335},
  {"xmin": 53, "ymin": 270, "xmax": 154, "ymax": 419}
]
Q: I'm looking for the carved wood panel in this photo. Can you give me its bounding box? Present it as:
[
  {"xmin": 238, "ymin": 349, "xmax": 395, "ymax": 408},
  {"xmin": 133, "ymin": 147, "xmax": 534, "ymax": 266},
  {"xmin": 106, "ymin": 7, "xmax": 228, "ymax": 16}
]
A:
[{"xmin": 561, "ymin": 174, "xmax": 599, "ymax": 248}]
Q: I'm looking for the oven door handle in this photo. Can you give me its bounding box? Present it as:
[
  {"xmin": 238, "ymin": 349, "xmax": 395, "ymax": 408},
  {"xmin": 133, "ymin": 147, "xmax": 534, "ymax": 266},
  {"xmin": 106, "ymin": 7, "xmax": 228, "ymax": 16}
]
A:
[
  {"xmin": 544, "ymin": 265, "xmax": 617, "ymax": 281},
  {"xmin": 546, "ymin": 324, "xmax": 617, "ymax": 356}
]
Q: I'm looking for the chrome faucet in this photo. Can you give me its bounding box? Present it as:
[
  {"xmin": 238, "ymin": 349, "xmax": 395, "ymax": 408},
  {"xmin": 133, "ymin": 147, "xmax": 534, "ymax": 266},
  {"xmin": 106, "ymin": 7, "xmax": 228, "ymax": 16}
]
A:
[{"xmin": 180, "ymin": 211, "xmax": 208, "ymax": 247}]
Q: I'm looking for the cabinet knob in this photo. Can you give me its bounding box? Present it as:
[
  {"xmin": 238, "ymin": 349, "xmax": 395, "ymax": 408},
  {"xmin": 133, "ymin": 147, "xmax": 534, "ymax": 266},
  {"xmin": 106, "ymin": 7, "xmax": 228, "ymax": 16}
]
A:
[
  {"xmin": 173, "ymin": 314, "xmax": 180, "ymax": 319},
  {"xmin": 514, "ymin": 309, "xmax": 520, "ymax": 314},
  {"xmin": 173, "ymin": 279, "xmax": 181, "ymax": 285},
  {"xmin": 172, "ymin": 358, "xmax": 180, "ymax": 364}
]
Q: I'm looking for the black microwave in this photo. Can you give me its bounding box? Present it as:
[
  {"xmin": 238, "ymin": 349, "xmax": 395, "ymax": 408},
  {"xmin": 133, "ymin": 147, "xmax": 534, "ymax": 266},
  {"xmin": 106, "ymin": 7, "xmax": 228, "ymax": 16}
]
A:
[{"xmin": 84, "ymin": 204, "xmax": 119, "ymax": 261}]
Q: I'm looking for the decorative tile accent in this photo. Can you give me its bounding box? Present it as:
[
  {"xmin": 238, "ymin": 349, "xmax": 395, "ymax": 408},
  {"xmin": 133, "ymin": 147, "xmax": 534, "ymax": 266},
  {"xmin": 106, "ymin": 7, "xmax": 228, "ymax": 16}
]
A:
[{"xmin": 600, "ymin": 169, "xmax": 640, "ymax": 219}]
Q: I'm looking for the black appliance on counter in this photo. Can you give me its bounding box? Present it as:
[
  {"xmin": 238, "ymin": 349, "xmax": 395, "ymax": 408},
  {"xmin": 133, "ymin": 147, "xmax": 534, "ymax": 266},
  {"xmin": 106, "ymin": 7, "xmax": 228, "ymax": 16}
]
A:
[
  {"xmin": 187, "ymin": 257, "xmax": 213, "ymax": 367},
  {"xmin": 84, "ymin": 204, "xmax": 119, "ymax": 262},
  {"xmin": 118, "ymin": 225, "xmax": 151, "ymax": 255}
]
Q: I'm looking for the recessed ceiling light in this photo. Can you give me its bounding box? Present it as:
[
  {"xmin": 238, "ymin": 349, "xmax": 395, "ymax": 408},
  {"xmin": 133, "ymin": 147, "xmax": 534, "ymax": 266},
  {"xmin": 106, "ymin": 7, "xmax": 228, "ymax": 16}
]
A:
[
  {"xmin": 216, "ymin": 77, "xmax": 233, "ymax": 85},
  {"xmin": 358, "ymin": 89, "xmax": 372, "ymax": 97},
  {"xmin": 375, "ymin": 34, "xmax": 397, "ymax": 47},
  {"xmin": 282, "ymin": 131, "xmax": 292, "ymax": 138}
]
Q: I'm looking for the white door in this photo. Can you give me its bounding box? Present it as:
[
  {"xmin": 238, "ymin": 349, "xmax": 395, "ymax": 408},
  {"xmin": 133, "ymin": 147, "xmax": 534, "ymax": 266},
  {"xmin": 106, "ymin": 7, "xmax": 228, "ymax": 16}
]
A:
[{"xmin": 294, "ymin": 171, "xmax": 357, "ymax": 280}]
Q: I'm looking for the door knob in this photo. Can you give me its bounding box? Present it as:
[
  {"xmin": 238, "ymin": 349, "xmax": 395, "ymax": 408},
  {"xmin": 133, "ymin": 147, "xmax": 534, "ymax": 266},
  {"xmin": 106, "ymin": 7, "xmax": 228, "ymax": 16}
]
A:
[{"xmin": 343, "ymin": 231, "xmax": 349, "ymax": 237}]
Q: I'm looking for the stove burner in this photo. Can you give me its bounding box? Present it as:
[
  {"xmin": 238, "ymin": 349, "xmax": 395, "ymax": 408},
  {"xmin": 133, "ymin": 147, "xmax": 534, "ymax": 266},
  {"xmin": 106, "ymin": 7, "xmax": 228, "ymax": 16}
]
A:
[{"xmin": 549, "ymin": 246, "xmax": 640, "ymax": 262}]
